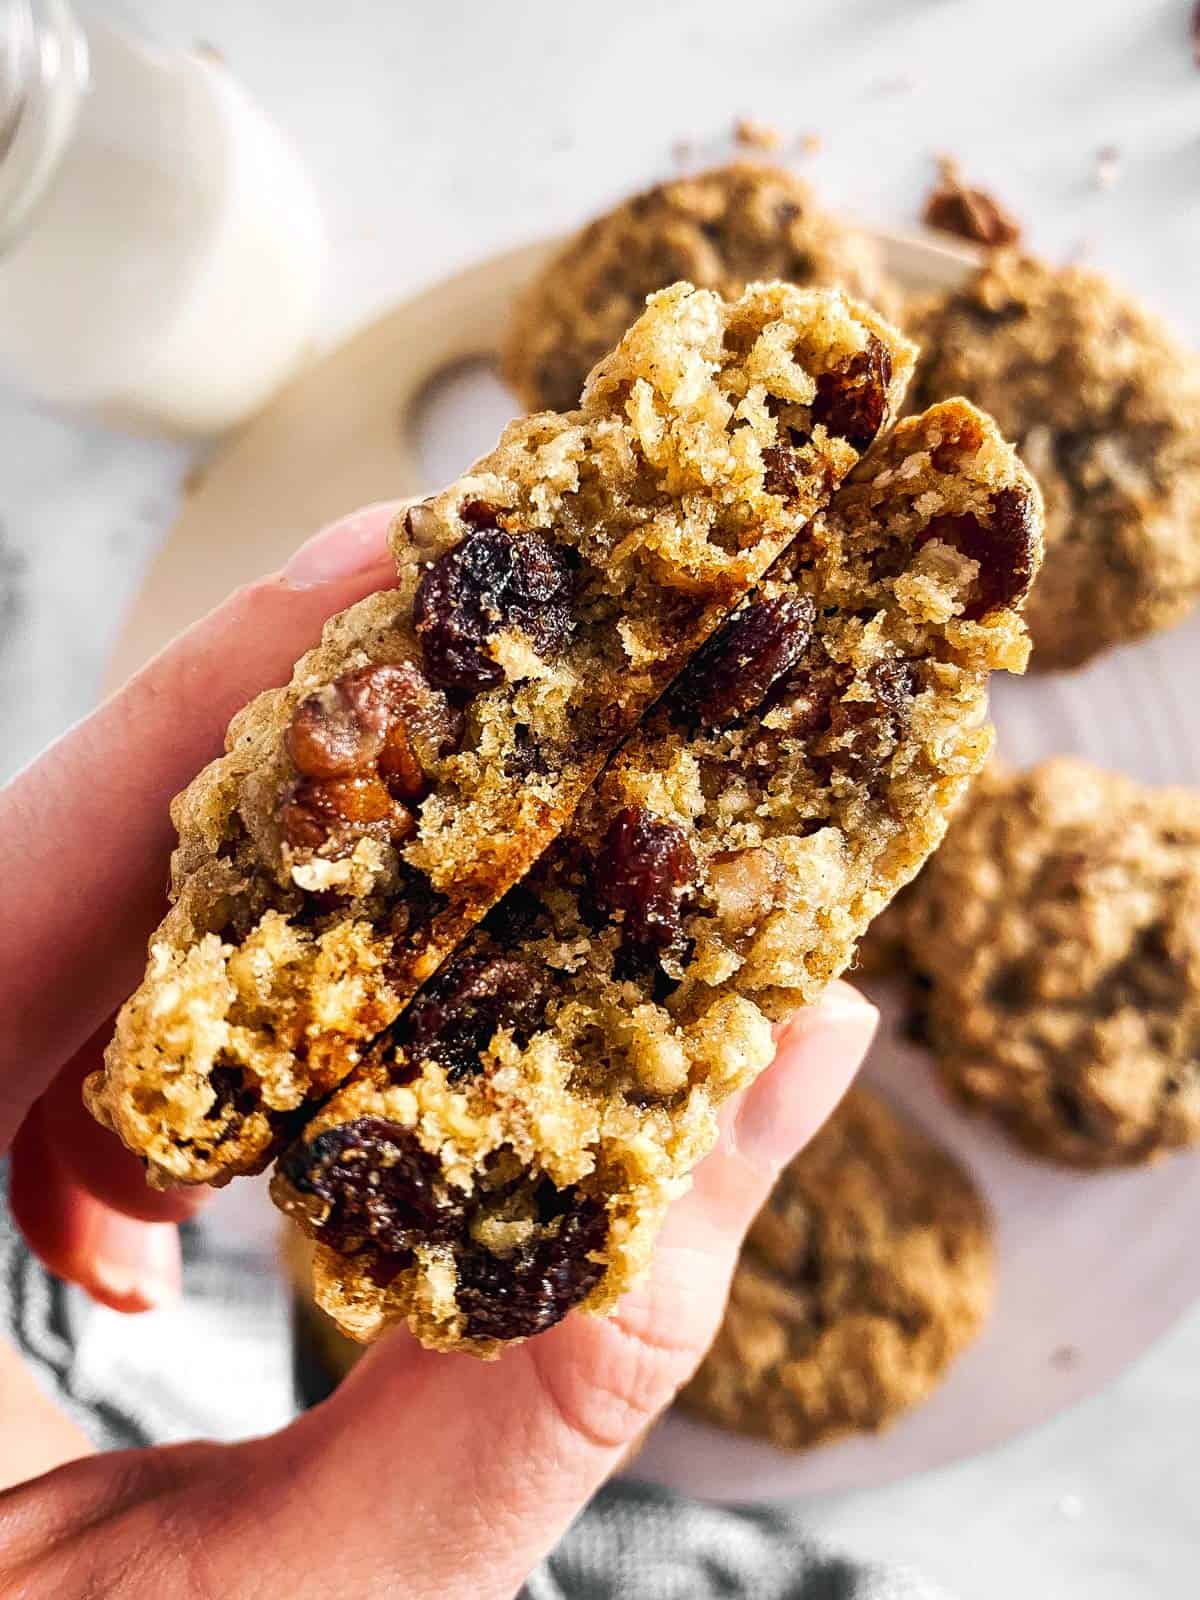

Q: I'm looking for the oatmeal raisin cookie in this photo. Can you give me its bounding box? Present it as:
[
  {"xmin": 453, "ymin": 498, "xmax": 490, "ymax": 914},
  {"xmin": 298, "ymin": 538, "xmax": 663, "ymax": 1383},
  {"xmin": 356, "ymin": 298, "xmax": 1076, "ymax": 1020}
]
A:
[
  {"xmin": 503, "ymin": 163, "xmax": 897, "ymax": 413},
  {"xmin": 272, "ymin": 399, "xmax": 1040, "ymax": 1354},
  {"xmin": 681, "ymin": 1087, "xmax": 993, "ymax": 1449},
  {"xmin": 88, "ymin": 283, "xmax": 912, "ymax": 1188}
]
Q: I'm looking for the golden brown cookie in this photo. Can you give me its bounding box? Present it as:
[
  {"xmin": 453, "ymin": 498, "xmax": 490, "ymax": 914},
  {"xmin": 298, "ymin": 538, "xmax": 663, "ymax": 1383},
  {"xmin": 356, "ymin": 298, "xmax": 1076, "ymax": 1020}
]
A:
[
  {"xmin": 88, "ymin": 282, "xmax": 912, "ymax": 1189},
  {"xmin": 681, "ymin": 1087, "xmax": 993, "ymax": 1449},
  {"xmin": 503, "ymin": 162, "xmax": 898, "ymax": 413},
  {"xmin": 897, "ymin": 759, "xmax": 1200, "ymax": 1168},
  {"xmin": 908, "ymin": 251, "xmax": 1200, "ymax": 671},
  {"xmin": 271, "ymin": 399, "xmax": 1040, "ymax": 1355}
]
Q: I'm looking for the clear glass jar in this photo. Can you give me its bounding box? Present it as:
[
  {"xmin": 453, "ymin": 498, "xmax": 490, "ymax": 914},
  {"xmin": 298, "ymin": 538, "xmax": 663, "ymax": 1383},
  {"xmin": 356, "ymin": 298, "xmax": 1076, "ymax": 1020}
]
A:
[{"xmin": 0, "ymin": 0, "xmax": 326, "ymax": 434}]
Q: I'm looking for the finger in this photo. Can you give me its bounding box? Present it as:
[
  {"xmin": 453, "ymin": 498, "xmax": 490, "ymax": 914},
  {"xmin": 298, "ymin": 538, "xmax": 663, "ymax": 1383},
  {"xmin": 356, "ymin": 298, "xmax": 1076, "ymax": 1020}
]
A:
[
  {"xmin": 657, "ymin": 977, "xmax": 879, "ymax": 1262},
  {"xmin": 0, "ymin": 502, "xmax": 406, "ymax": 1151},
  {"xmin": 9, "ymin": 1100, "xmax": 183, "ymax": 1313},
  {"xmin": 287, "ymin": 984, "xmax": 878, "ymax": 1600},
  {"xmin": 38, "ymin": 1021, "xmax": 208, "ymax": 1225}
]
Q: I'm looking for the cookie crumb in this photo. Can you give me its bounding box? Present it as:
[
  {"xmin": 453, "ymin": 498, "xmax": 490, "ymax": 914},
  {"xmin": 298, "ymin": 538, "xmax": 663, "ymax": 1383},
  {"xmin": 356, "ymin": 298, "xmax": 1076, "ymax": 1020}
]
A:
[
  {"xmin": 735, "ymin": 116, "xmax": 784, "ymax": 151},
  {"xmin": 797, "ymin": 131, "xmax": 823, "ymax": 157},
  {"xmin": 1094, "ymin": 145, "xmax": 1121, "ymax": 190},
  {"xmin": 922, "ymin": 156, "xmax": 1022, "ymax": 247}
]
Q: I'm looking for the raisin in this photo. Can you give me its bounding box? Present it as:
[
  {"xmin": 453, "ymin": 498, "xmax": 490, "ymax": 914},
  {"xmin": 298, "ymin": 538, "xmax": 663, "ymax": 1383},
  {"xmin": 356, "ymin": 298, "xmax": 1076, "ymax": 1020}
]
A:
[
  {"xmin": 671, "ymin": 596, "xmax": 816, "ymax": 728},
  {"xmin": 917, "ymin": 487, "xmax": 1038, "ymax": 620},
  {"xmin": 592, "ymin": 806, "xmax": 697, "ymax": 960},
  {"xmin": 762, "ymin": 443, "xmax": 802, "ymax": 500},
  {"xmin": 826, "ymin": 658, "xmax": 917, "ymax": 779},
  {"xmin": 279, "ymin": 1118, "xmax": 466, "ymax": 1255},
  {"xmin": 811, "ymin": 337, "xmax": 892, "ymax": 451},
  {"xmin": 457, "ymin": 1189, "xmax": 608, "ymax": 1341},
  {"xmin": 763, "ymin": 650, "xmax": 849, "ymax": 738},
  {"xmin": 395, "ymin": 954, "xmax": 550, "ymax": 1083},
  {"xmin": 413, "ymin": 519, "xmax": 575, "ymax": 693},
  {"xmin": 206, "ymin": 1064, "xmax": 257, "ymax": 1121}
]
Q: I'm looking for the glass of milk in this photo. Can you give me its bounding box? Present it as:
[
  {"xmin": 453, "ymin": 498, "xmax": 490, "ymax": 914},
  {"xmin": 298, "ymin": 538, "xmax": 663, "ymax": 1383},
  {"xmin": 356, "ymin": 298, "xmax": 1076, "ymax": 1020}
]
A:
[{"xmin": 0, "ymin": 0, "xmax": 327, "ymax": 434}]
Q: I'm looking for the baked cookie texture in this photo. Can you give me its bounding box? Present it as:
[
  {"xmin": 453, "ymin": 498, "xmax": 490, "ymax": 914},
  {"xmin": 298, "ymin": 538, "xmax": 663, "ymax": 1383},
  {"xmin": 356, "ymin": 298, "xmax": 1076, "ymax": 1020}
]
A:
[
  {"xmin": 271, "ymin": 399, "xmax": 1041, "ymax": 1355},
  {"xmin": 88, "ymin": 282, "xmax": 913, "ymax": 1189},
  {"xmin": 681, "ymin": 1087, "xmax": 993, "ymax": 1449},
  {"xmin": 895, "ymin": 759, "xmax": 1200, "ymax": 1169},
  {"xmin": 908, "ymin": 251, "xmax": 1200, "ymax": 671},
  {"xmin": 503, "ymin": 162, "xmax": 898, "ymax": 413}
]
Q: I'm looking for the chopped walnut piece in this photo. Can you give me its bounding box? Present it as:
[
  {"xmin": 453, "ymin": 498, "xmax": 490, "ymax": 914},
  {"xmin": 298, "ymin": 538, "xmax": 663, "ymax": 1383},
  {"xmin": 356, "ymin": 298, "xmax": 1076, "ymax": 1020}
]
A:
[{"xmin": 922, "ymin": 157, "xmax": 1022, "ymax": 248}]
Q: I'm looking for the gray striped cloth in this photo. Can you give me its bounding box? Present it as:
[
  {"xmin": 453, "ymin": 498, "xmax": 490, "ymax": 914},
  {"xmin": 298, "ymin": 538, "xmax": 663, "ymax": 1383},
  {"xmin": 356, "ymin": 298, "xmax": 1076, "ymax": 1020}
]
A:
[{"xmin": 1, "ymin": 1163, "xmax": 950, "ymax": 1598}]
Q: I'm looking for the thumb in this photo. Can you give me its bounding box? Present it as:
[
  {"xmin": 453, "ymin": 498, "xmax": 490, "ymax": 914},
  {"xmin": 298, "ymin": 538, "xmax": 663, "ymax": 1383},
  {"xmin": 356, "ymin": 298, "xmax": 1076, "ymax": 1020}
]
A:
[{"xmin": 284, "ymin": 982, "xmax": 878, "ymax": 1600}]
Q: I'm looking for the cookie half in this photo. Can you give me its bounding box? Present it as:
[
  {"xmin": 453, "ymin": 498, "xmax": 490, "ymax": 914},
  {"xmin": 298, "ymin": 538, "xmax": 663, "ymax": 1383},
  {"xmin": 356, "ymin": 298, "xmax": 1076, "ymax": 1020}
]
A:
[
  {"xmin": 88, "ymin": 282, "xmax": 912, "ymax": 1188},
  {"xmin": 272, "ymin": 398, "xmax": 1040, "ymax": 1354},
  {"xmin": 681, "ymin": 1087, "xmax": 993, "ymax": 1449},
  {"xmin": 909, "ymin": 251, "xmax": 1200, "ymax": 671},
  {"xmin": 897, "ymin": 759, "xmax": 1200, "ymax": 1168},
  {"xmin": 503, "ymin": 162, "xmax": 898, "ymax": 413}
]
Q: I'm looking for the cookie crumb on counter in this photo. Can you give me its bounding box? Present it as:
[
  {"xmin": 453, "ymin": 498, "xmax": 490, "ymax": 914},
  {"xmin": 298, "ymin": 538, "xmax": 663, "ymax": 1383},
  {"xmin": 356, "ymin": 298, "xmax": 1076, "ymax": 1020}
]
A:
[
  {"xmin": 922, "ymin": 156, "xmax": 1022, "ymax": 247},
  {"xmin": 734, "ymin": 116, "xmax": 784, "ymax": 151}
]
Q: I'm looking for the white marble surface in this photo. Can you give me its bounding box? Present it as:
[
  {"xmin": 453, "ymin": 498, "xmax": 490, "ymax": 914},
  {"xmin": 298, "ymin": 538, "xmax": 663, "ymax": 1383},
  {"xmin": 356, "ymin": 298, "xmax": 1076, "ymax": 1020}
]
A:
[{"xmin": 2, "ymin": 1, "xmax": 1198, "ymax": 1594}]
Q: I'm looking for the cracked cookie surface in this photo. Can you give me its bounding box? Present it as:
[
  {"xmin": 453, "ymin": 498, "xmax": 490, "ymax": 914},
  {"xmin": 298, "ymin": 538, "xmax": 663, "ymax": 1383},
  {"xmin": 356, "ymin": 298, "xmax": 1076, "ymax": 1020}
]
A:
[
  {"xmin": 681, "ymin": 1087, "xmax": 993, "ymax": 1449},
  {"xmin": 896, "ymin": 759, "xmax": 1200, "ymax": 1168},
  {"xmin": 87, "ymin": 282, "xmax": 912, "ymax": 1189},
  {"xmin": 909, "ymin": 251, "xmax": 1200, "ymax": 671},
  {"xmin": 271, "ymin": 399, "xmax": 1040, "ymax": 1355},
  {"xmin": 503, "ymin": 162, "xmax": 898, "ymax": 413}
]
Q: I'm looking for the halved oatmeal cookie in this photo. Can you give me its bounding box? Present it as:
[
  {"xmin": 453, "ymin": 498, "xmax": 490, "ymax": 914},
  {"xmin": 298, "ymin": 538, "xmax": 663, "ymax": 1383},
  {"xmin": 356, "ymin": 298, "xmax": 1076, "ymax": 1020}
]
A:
[
  {"xmin": 503, "ymin": 162, "xmax": 898, "ymax": 413},
  {"xmin": 271, "ymin": 399, "xmax": 1041, "ymax": 1354},
  {"xmin": 86, "ymin": 282, "xmax": 913, "ymax": 1188}
]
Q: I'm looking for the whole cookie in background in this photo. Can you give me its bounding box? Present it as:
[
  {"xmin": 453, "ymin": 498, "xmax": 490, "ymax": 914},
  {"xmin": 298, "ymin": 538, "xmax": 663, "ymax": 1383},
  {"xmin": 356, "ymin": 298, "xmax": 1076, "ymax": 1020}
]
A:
[
  {"xmin": 681, "ymin": 1087, "xmax": 993, "ymax": 1451},
  {"xmin": 899, "ymin": 759, "xmax": 1200, "ymax": 1168},
  {"xmin": 908, "ymin": 251, "xmax": 1200, "ymax": 672},
  {"xmin": 502, "ymin": 161, "xmax": 898, "ymax": 412}
]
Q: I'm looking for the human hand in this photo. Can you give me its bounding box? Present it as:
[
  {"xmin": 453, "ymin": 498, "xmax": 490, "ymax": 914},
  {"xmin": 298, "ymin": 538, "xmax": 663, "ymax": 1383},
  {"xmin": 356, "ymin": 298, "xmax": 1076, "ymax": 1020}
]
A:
[{"xmin": 0, "ymin": 504, "xmax": 876, "ymax": 1597}]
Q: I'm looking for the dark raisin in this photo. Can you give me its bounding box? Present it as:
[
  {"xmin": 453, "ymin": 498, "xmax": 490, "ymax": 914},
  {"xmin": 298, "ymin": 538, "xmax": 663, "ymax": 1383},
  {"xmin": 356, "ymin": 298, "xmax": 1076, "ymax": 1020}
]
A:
[
  {"xmin": 206, "ymin": 1064, "xmax": 257, "ymax": 1121},
  {"xmin": 762, "ymin": 649, "xmax": 850, "ymax": 738},
  {"xmin": 457, "ymin": 1189, "xmax": 608, "ymax": 1341},
  {"xmin": 762, "ymin": 443, "xmax": 802, "ymax": 499},
  {"xmin": 413, "ymin": 520, "xmax": 575, "ymax": 693},
  {"xmin": 387, "ymin": 864, "xmax": 448, "ymax": 945},
  {"xmin": 671, "ymin": 596, "xmax": 816, "ymax": 728},
  {"xmin": 286, "ymin": 668, "xmax": 393, "ymax": 779},
  {"xmin": 917, "ymin": 487, "xmax": 1038, "ymax": 620},
  {"xmin": 279, "ymin": 1118, "xmax": 466, "ymax": 1255},
  {"xmin": 825, "ymin": 659, "xmax": 917, "ymax": 779},
  {"xmin": 811, "ymin": 337, "xmax": 892, "ymax": 451},
  {"xmin": 592, "ymin": 806, "xmax": 698, "ymax": 960},
  {"xmin": 395, "ymin": 954, "xmax": 550, "ymax": 1083}
]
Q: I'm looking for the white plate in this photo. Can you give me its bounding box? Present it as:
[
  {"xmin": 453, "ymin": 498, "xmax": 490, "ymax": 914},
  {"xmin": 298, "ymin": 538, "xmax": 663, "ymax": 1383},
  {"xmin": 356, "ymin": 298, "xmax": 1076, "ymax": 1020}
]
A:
[{"xmin": 109, "ymin": 225, "xmax": 1200, "ymax": 1499}]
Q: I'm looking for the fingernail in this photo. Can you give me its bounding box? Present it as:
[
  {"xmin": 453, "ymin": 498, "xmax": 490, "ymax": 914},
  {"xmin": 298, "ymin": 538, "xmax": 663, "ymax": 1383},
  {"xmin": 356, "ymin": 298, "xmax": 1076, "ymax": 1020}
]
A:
[
  {"xmin": 282, "ymin": 501, "xmax": 407, "ymax": 589},
  {"xmin": 734, "ymin": 982, "xmax": 879, "ymax": 1172}
]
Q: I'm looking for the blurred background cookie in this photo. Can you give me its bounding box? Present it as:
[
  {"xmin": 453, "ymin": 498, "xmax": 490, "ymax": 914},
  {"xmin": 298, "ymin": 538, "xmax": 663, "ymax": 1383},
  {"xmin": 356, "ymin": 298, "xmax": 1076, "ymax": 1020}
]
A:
[
  {"xmin": 908, "ymin": 253, "xmax": 1200, "ymax": 672},
  {"xmin": 680, "ymin": 1086, "xmax": 993, "ymax": 1451},
  {"xmin": 502, "ymin": 161, "xmax": 898, "ymax": 412},
  {"xmin": 894, "ymin": 759, "xmax": 1200, "ymax": 1168}
]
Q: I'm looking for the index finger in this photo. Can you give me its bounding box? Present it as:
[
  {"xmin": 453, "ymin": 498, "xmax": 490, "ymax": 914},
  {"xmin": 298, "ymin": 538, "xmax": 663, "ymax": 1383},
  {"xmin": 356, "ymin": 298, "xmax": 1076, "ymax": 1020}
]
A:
[{"xmin": 0, "ymin": 503, "xmax": 405, "ymax": 1150}]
